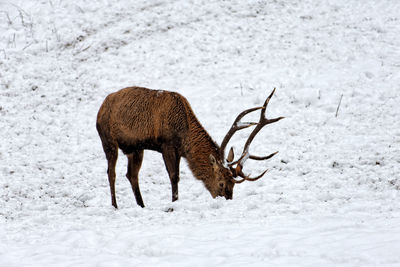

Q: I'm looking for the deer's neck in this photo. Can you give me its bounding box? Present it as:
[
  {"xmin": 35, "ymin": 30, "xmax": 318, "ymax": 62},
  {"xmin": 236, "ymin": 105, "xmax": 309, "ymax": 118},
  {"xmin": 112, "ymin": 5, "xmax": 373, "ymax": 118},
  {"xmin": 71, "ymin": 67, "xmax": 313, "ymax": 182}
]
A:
[{"xmin": 183, "ymin": 119, "xmax": 220, "ymax": 190}]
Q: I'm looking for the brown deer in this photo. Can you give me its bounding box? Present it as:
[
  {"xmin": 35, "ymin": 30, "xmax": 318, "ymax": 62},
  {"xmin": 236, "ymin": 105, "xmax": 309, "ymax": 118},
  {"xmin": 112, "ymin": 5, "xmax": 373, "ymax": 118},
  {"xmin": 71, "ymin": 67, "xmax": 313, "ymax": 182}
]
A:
[{"xmin": 96, "ymin": 86, "xmax": 283, "ymax": 208}]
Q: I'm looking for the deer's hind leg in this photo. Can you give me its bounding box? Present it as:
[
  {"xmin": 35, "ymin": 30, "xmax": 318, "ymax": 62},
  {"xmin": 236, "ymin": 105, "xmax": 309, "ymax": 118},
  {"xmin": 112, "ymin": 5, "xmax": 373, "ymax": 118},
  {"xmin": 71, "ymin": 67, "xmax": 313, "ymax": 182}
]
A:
[
  {"xmin": 103, "ymin": 142, "xmax": 118, "ymax": 209},
  {"xmin": 126, "ymin": 150, "xmax": 145, "ymax": 208}
]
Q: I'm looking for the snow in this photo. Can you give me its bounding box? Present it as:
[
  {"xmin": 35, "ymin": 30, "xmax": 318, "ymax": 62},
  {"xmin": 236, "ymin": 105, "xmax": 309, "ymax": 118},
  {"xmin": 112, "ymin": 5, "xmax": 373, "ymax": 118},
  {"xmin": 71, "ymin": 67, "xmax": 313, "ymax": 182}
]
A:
[{"xmin": 1, "ymin": 0, "xmax": 400, "ymax": 266}]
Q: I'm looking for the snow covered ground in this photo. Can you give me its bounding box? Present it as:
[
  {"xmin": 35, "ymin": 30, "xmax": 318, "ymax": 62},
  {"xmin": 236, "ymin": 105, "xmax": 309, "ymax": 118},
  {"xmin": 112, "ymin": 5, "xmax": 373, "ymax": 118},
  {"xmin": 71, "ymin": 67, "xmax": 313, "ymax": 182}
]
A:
[{"xmin": 1, "ymin": 0, "xmax": 400, "ymax": 266}]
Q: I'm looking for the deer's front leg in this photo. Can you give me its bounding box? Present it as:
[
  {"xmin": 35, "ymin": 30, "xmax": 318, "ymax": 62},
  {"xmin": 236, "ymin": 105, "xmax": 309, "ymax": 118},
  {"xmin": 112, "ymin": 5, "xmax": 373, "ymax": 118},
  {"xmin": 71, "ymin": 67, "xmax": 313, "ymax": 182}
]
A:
[{"xmin": 161, "ymin": 145, "xmax": 181, "ymax": 202}]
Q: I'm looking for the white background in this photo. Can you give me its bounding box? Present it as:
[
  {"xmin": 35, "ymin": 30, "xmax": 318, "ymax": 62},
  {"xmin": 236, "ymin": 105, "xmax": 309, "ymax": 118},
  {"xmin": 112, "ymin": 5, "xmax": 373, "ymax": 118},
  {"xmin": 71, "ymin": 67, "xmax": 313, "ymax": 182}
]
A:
[{"xmin": 1, "ymin": 0, "xmax": 399, "ymax": 266}]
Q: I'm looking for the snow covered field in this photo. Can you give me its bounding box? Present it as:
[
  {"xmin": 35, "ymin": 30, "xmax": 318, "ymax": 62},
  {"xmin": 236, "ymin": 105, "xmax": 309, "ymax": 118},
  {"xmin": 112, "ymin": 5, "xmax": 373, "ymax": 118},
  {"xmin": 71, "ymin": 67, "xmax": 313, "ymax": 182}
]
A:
[{"xmin": 1, "ymin": 0, "xmax": 400, "ymax": 266}]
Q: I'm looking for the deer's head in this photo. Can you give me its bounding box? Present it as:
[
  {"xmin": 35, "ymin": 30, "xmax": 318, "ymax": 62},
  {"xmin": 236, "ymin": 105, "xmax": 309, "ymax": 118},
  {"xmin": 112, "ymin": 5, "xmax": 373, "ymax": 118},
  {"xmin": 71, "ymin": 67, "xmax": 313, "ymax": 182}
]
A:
[
  {"xmin": 209, "ymin": 88, "xmax": 284, "ymax": 200},
  {"xmin": 208, "ymin": 154, "xmax": 235, "ymax": 199}
]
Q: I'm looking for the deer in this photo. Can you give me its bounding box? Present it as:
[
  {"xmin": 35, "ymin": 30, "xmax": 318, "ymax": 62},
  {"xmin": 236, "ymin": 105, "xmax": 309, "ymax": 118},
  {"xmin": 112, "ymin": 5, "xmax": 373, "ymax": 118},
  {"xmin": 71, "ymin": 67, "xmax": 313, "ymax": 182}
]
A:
[{"xmin": 96, "ymin": 86, "xmax": 284, "ymax": 208}]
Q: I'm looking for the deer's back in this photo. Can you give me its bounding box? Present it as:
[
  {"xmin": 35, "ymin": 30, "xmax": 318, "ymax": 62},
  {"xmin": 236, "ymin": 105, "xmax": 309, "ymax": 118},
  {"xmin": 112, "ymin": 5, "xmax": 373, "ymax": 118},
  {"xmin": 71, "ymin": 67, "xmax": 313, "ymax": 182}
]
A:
[{"xmin": 97, "ymin": 87, "xmax": 191, "ymax": 153}]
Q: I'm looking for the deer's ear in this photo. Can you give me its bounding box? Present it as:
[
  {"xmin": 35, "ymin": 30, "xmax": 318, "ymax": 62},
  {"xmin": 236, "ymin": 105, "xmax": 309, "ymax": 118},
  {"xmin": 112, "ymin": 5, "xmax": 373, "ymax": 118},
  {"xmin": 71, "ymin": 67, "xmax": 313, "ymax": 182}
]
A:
[
  {"xmin": 209, "ymin": 154, "xmax": 219, "ymax": 171},
  {"xmin": 227, "ymin": 147, "xmax": 234, "ymax": 163},
  {"xmin": 209, "ymin": 154, "xmax": 217, "ymax": 165}
]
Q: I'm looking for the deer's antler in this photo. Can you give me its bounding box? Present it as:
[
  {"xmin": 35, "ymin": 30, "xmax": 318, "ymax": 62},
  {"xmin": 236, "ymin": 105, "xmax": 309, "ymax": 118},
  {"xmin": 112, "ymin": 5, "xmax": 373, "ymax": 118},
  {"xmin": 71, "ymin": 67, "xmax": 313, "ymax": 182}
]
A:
[{"xmin": 220, "ymin": 88, "xmax": 284, "ymax": 183}]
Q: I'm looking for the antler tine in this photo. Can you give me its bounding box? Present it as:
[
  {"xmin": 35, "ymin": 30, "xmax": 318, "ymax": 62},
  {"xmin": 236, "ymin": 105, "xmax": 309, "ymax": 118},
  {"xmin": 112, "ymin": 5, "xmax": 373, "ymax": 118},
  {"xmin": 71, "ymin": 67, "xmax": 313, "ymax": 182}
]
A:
[
  {"xmin": 249, "ymin": 151, "xmax": 279, "ymax": 161},
  {"xmin": 232, "ymin": 169, "xmax": 268, "ymax": 184},
  {"xmin": 227, "ymin": 150, "xmax": 248, "ymax": 167},
  {"xmin": 229, "ymin": 150, "xmax": 277, "ymax": 173},
  {"xmin": 231, "ymin": 177, "xmax": 246, "ymax": 184},
  {"xmin": 219, "ymin": 106, "xmax": 263, "ymax": 160},
  {"xmin": 238, "ymin": 88, "xmax": 284, "ymax": 167},
  {"xmin": 260, "ymin": 88, "xmax": 276, "ymax": 119}
]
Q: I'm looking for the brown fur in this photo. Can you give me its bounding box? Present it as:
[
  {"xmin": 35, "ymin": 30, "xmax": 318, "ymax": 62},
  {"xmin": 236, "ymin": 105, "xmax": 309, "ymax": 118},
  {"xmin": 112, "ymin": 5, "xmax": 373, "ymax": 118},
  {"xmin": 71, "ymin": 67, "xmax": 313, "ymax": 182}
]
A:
[{"xmin": 96, "ymin": 87, "xmax": 234, "ymax": 208}]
